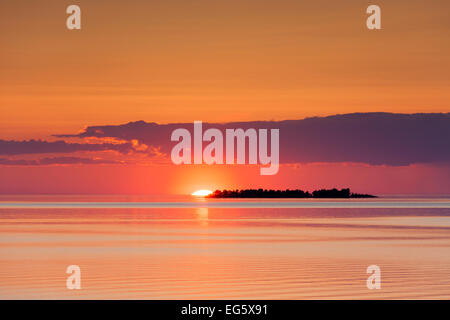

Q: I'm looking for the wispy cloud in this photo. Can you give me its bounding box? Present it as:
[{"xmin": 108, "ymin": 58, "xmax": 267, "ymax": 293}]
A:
[
  {"xmin": 0, "ymin": 139, "xmax": 134, "ymax": 155},
  {"xmin": 0, "ymin": 157, "xmax": 120, "ymax": 166}
]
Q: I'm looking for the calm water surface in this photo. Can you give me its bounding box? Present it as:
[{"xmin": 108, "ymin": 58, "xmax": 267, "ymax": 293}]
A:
[{"xmin": 1, "ymin": 196, "xmax": 449, "ymax": 299}]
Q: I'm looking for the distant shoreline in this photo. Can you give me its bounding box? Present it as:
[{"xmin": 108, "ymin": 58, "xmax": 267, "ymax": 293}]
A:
[{"xmin": 207, "ymin": 188, "xmax": 377, "ymax": 199}]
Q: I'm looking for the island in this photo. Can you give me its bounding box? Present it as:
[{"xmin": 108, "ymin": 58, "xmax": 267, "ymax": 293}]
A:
[{"xmin": 206, "ymin": 188, "xmax": 376, "ymax": 199}]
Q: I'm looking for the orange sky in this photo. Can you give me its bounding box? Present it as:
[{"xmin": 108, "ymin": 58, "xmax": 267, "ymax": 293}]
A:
[
  {"xmin": 1, "ymin": 162, "xmax": 449, "ymax": 196},
  {"xmin": 1, "ymin": 1, "xmax": 449, "ymax": 195},
  {"xmin": 1, "ymin": 0, "xmax": 449, "ymax": 139}
]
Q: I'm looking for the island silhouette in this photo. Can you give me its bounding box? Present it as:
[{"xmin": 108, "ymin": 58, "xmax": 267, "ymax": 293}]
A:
[{"xmin": 207, "ymin": 188, "xmax": 376, "ymax": 198}]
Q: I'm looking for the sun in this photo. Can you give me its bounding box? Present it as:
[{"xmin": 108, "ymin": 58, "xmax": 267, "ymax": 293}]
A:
[{"xmin": 191, "ymin": 189, "xmax": 213, "ymax": 197}]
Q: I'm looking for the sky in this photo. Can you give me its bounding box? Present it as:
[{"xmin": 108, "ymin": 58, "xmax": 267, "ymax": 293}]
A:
[{"xmin": 0, "ymin": 0, "xmax": 449, "ymax": 195}]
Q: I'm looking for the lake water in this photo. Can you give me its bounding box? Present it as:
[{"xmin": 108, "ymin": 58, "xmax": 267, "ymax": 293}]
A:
[{"xmin": 1, "ymin": 196, "xmax": 450, "ymax": 299}]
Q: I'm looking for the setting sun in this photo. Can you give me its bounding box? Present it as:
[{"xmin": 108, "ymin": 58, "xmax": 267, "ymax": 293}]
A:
[{"xmin": 191, "ymin": 190, "xmax": 213, "ymax": 197}]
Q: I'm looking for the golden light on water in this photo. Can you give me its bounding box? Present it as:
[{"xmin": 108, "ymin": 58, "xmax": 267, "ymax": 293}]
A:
[{"xmin": 191, "ymin": 190, "xmax": 213, "ymax": 197}]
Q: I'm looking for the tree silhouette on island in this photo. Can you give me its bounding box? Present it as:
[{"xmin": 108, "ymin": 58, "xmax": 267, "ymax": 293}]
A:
[{"xmin": 206, "ymin": 188, "xmax": 376, "ymax": 199}]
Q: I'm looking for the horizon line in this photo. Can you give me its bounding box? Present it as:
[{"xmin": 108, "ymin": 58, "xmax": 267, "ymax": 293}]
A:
[{"xmin": 1, "ymin": 201, "xmax": 449, "ymax": 209}]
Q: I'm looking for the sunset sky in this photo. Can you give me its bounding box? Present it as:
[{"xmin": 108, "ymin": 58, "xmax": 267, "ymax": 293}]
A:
[{"xmin": 1, "ymin": 0, "xmax": 449, "ymax": 195}]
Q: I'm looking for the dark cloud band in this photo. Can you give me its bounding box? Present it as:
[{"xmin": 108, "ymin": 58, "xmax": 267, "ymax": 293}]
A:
[{"xmin": 2, "ymin": 113, "xmax": 449, "ymax": 166}]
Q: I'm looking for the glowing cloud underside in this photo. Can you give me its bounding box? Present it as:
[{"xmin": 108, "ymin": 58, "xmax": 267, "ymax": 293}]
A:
[{"xmin": 192, "ymin": 190, "xmax": 213, "ymax": 197}]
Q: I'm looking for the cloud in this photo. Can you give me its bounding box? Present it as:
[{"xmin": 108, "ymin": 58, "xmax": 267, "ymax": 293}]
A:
[
  {"xmin": 0, "ymin": 157, "xmax": 120, "ymax": 166},
  {"xmin": 0, "ymin": 139, "xmax": 134, "ymax": 156},
  {"xmin": 54, "ymin": 112, "xmax": 450, "ymax": 166}
]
